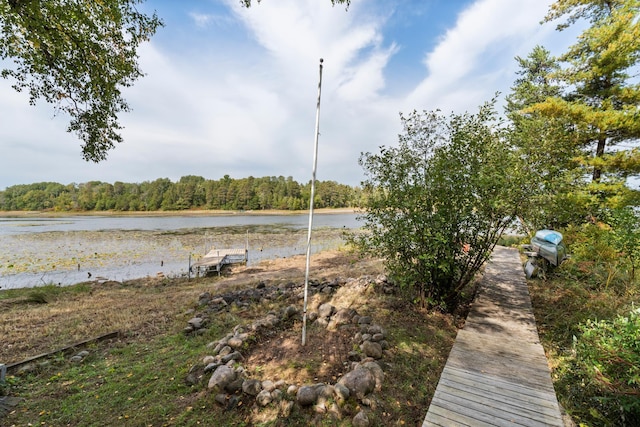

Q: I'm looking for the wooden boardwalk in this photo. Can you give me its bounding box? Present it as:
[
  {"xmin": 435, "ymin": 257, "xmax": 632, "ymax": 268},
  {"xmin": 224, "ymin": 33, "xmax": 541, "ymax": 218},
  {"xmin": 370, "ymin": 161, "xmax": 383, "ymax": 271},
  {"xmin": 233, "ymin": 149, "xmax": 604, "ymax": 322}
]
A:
[{"xmin": 423, "ymin": 246, "xmax": 564, "ymax": 427}]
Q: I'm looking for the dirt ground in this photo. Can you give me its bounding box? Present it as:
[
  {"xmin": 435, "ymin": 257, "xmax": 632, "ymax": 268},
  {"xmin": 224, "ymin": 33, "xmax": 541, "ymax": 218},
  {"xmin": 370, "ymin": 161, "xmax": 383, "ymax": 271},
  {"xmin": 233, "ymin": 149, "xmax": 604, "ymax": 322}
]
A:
[{"xmin": 0, "ymin": 249, "xmax": 384, "ymax": 366}]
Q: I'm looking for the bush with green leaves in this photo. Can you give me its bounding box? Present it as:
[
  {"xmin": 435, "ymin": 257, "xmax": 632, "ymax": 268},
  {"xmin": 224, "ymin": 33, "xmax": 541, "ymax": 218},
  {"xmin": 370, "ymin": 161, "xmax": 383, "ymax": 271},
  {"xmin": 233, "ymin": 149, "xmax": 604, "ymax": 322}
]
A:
[
  {"xmin": 569, "ymin": 308, "xmax": 640, "ymax": 426},
  {"xmin": 608, "ymin": 207, "xmax": 640, "ymax": 283},
  {"xmin": 352, "ymin": 101, "xmax": 523, "ymax": 311}
]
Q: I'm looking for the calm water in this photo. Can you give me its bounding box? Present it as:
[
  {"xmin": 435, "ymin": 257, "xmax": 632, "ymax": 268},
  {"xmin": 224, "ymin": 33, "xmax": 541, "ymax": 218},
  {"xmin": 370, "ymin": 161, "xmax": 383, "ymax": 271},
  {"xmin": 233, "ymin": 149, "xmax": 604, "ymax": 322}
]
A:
[{"xmin": 0, "ymin": 213, "xmax": 361, "ymax": 290}]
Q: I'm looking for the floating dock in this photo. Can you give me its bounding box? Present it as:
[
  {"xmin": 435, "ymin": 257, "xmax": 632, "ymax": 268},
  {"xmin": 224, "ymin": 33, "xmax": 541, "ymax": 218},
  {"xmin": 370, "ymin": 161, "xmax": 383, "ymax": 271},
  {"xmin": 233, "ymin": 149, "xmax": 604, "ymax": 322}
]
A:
[{"xmin": 190, "ymin": 248, "xmax": 248, "ymax": 276}]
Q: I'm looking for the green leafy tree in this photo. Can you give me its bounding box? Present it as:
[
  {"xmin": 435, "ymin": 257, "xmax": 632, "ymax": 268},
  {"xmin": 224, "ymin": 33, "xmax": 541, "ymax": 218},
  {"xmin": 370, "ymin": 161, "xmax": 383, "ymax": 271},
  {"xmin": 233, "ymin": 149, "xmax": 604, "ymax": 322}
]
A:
[
  {"xmin": 506, "ymin": 46, "xmax": 589, "ymax": 230},
  {"xmin": 0, "ymin": 0, "xmax": 162, "ymax": 161},
  {"xmin": 354, "ymin": 101, "xmax": 522, "ymax": 311},
  {"xmin": 530, "ymin": 0, "xmax": 640, "ymax": 213}
]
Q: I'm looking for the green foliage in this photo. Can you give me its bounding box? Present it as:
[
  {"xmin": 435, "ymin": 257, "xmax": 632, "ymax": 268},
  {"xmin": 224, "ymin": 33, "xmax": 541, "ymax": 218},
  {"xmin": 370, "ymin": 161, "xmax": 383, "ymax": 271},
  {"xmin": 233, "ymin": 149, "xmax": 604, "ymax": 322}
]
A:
[
  {"xmin": 0, "ymin": 175, "xmax": 362, "ymax": 211},
  {"xmin": 531, "ymin": 0, "xmax": 640, "ymax": 210},
  {"xmin": 0, "ymin": 0, "xmax": 162, "ymax": 161},
  {"xmin": 560, "ymin": 223, "xmax": 626, "ymax": 292},
  {"xmin": 561, "ymin": 308, "xmax": 640, "ymax": 426},
  {"xmin": 506, "ymin": 46, "xmax": 590, "ymax": 231},
  {"xmin": 354, "ymin": 100, "xmax": 522, "ymax": 311},
  {"xmin": 608, "ymin": 207, "xmax": 640, "ymax": 281},
  {"xmin": 559, "ymin": 208, "xmax": 640, "ymax": 292}
]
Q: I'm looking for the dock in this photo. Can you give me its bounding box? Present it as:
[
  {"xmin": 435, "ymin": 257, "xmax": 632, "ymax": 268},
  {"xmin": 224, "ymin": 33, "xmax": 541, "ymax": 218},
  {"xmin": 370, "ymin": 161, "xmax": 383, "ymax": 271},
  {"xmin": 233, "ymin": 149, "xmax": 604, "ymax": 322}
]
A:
[
  {"xmin": 190, "ymin": 248, "xmax": 248, "ymax": 276},
  {"xmin": 423, "ymin": 246, "xmax": 564, "ymax": 427}
]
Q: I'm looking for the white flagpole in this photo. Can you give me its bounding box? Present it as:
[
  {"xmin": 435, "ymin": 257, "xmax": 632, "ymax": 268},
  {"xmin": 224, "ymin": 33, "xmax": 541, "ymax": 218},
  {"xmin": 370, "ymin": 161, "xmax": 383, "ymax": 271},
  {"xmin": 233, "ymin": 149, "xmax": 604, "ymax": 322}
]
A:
[{"xmin": 302, "ymin": 58, "xmax": 323, "ymax": 346}]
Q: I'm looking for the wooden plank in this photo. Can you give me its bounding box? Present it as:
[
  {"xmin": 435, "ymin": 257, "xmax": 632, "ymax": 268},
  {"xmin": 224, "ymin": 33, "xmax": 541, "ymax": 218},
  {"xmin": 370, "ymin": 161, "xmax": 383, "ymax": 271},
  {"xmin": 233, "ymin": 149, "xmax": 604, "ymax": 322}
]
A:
[
  {"xmin": 4, "ymin": 331, "xmax": 120, "ymax": 372},
  {"xmin": 440, "ymin": 366, "xmax": 561, "ymax": 408},
  {"xmin": 435, "ymin": 378, "xmax": 560, "ymax": 421},
  {"xmin": 423, "ymin": 246, "xmax": 564, "ymax": 427}
]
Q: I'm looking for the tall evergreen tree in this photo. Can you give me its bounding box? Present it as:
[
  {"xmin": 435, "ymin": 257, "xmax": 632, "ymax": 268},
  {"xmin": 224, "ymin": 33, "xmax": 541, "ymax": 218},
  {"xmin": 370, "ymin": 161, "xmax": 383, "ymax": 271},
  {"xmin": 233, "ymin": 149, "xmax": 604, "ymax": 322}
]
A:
[{"xmin": 531, "ymin": 0, "xmax": 640, "ymax": 211}]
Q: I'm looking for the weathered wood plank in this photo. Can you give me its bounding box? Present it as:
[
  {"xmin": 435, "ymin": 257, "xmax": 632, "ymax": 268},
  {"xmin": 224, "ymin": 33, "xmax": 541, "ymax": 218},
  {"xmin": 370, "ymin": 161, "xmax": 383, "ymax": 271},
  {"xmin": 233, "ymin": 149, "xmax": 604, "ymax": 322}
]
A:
[{"xmin": 423, "ymin": 246, "xmax": 564, "ymax": 427}]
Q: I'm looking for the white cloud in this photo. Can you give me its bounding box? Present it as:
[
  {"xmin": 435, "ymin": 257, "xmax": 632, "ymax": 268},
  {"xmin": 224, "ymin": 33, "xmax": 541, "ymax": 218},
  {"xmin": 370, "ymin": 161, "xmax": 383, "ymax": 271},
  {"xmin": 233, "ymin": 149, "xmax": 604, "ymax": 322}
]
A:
[
  {"xmin": 406, "ymin": 0, "xmax": 555, "ymax": 113},
  {"xmin": 0, "ymin": 0, "xmax": 587, "ymax": 189}
]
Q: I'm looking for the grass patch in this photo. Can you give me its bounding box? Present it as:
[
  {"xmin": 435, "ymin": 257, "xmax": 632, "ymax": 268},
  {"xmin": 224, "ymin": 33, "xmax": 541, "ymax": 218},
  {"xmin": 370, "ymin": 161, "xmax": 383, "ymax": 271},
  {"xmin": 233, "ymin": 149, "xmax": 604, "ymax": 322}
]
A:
[
  {"xmin": 1, "ymin": 250, "xmax": 458, "ymax": 426},
  {"xmin": 529, "ymin": 258, "xmax": 640, "ymax": 426}
]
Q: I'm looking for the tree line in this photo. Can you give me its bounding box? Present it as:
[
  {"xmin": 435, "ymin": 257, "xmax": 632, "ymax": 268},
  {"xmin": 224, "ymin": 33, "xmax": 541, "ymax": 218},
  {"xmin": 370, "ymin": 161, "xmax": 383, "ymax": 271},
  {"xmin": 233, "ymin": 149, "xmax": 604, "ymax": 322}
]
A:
[{"xmin": 0, "ymin": 175, "xmax": 362, "ymax": 212}]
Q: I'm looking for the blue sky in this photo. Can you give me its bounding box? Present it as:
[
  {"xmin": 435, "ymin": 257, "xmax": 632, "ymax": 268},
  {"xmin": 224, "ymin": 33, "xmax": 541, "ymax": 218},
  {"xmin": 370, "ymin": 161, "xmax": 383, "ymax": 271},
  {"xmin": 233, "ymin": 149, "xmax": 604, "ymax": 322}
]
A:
[{"xmin": 0, "ymin": 0, "xmax": 582, "ymax": 190}]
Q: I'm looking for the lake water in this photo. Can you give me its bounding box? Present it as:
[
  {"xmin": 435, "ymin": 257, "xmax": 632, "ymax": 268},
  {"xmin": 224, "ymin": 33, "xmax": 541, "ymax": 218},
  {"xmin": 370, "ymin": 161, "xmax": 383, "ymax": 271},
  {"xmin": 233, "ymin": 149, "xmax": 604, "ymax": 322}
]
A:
[{"xmin": 0, "ymin": 212, "xmax": 361, "ymax": 290}]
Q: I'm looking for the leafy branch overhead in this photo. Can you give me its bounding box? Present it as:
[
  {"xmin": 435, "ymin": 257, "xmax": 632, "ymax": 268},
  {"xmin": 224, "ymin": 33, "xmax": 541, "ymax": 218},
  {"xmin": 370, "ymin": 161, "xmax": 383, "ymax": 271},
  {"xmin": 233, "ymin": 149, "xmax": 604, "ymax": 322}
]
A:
[{"xmin": 0, "ymin": 0, "xmax": 162, "ymax": 162}]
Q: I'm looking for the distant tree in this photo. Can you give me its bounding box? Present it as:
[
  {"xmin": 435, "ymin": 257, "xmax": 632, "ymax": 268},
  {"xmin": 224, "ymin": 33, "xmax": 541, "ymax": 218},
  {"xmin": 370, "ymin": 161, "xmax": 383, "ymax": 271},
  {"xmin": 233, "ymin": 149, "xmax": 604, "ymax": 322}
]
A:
[
  {"xmin": 353, "ymin": 101, "xmax": 523, "ymax": 311},
  {"xmin": 0, "ymin": 0, "xmax": 162, "ymax": 162}
]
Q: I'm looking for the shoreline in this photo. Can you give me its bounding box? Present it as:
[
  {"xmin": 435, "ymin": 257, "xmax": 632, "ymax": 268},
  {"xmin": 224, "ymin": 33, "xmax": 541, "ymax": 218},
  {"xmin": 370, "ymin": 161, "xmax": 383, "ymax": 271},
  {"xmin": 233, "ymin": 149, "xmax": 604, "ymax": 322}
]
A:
[{"xmin": 0, "ymin": 207, "xmax": 360, "ymax": 218}]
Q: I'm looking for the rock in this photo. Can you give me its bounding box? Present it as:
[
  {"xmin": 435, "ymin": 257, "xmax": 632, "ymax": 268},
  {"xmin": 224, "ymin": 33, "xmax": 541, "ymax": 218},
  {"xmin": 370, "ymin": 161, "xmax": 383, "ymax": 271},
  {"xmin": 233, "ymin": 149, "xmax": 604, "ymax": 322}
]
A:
[
  {"xmin": 361, "ymin": 361, "xmax": 384, "ymax": 391},
  {"xmin": 202, "ymin": 355, "xmax": 215, "ymax": 365},
  {"xmin": 286, "ymin": 385, "xmax": 298, "ymax": 396},
  {"xmin": 208, "ymin": 365, "xmax": 236, "ymax": 390},
  {"xmin": 227, "ymin": 337, "xmax": 244, "ymax": 349},
  {"xmin": 227, "ymin": 395, "xmax": 240, "ymax": 411},
  {"xmin": 338, "ymin": 367, "xmax": 375, "ymax": 399},
  {"xmin": 221, "ymin": 351, "xmax": 242, "ymax": 364},
  {"xmin": 76, "ymin": 350, "xmax": 90, "ymax": 358},
  {"xmin": 361, "ymin": 333, "xmax": 372, "ymax": 342},
  {"xmin": 271, "ymin": 389, "xmax": 283, "ymax": 401},
  {"xmin": 188, "ymin": 317, "xmax": 204, "ymax": 329},
  {"xmin": 371, "ymin": 333, "xmax": 384, "ymax": 342},
  {"xmin": 69, "ymin": 355, "xmax": 83, "ymax": 363},
  {"xmin": 262, "ymin": 379, "xmax": 276, "ymax": 392},
  {"xmin": 225, "ymin": 377, "xmax": 244, "ymax": 393},
  {"xmin": 282, "ymin": 305, "xmax": 299, "ymax": 319},
  {"xmin": 204, "ymin": 362, "xmax": 220, "ymax": 373},
  {"xmin": 198, "ymin": 292, "xmax": 211, "ymax": 305},
  {"xmin": 317, "ymin": 384, "xmax": 335, "ymax": 399},
  {"xmin": 353, "ymin": 410, "xmax": 370, "ymax": 427},
  {"xmin": 330, "ymin": 308, "xmax": 355, "ymax": 327},
  {"xmin": 242, "ymin": 379, "xmax": 262, "ymax": 396},
  {"xmin": 219, "ymin": 345, "xmax": 232, "ymax": 357},
  {"xmin": 318, "ymin": 303, "xmax": 335, "ymax": 319},
  {"xmin": 215, "ymin": 393, "xmax": 227, "ymax": 405},
  {"xmin": 296, "ymin": 385, "xmax": 319, "ymax": 406},
  {"xmin": 256, "ymin": 389, "xmax": 272, "ymax": 406},
  {"xmin": 185, "ymin": 364, "xmax": 204, "ymax": 386},
  {"xmin": 314, "ymin": 317, "xmax": 329, "ymax": 328},
  {"xmin": 361, "ymin": 341, "xmax": 383, "ymax": 359},
  {"xmin": 368, "ymin": 325, "xmax": 383, "ymax": 335},
  {"xmin": 358, "ymin": 316, "xmax": 372, "ymax": 325},
  {"xmin": 334, "ymin": 383, "xmax": 350, "ymax": 403}
]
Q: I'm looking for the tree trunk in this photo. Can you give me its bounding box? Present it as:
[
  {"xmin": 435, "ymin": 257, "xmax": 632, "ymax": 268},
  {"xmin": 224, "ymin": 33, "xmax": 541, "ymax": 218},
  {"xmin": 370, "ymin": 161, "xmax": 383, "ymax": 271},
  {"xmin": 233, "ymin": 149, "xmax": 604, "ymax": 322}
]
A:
[{"xmin": 592, "ymin": 136, "xmax": 606, "ymax": 182}]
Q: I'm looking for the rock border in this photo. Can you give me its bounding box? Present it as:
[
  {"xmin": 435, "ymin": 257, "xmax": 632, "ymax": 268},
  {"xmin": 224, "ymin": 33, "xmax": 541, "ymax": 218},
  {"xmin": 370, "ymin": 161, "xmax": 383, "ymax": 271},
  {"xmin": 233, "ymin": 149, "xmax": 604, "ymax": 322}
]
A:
[{"xmin": 185, "ymin": 275, "xmax": 392, "ymax": 426}]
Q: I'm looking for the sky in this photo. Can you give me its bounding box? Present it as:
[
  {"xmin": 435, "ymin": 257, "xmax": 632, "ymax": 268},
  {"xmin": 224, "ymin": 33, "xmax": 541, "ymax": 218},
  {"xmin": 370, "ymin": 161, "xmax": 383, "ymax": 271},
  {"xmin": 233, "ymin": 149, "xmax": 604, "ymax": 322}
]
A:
[{"xmin": 0, "ymin": 0, "xmax": 583, "ymax": 190}]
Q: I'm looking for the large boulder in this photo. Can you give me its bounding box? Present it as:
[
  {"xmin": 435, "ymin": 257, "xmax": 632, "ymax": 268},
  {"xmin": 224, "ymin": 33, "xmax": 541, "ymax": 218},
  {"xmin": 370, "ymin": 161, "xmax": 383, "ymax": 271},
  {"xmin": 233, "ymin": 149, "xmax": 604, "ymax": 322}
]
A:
[
  {"xmin": 207, "ymin": 365, "xmax": 236, "ymax": 390},
  {"xmin": 337, "ymin": 367, "xmax": 375, "ymax": 399}
]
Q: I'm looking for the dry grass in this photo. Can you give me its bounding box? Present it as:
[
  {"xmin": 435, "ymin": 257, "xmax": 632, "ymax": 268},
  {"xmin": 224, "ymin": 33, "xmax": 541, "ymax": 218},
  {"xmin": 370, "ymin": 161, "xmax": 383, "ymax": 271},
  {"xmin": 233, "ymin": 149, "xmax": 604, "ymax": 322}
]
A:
[
  {"xmin": 1, "ymin": 248, "xmax": 460, "ymax": 427},
  {"xmin": 0, "ymin": 248, "xmax": 383, "ymax": 365}
]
